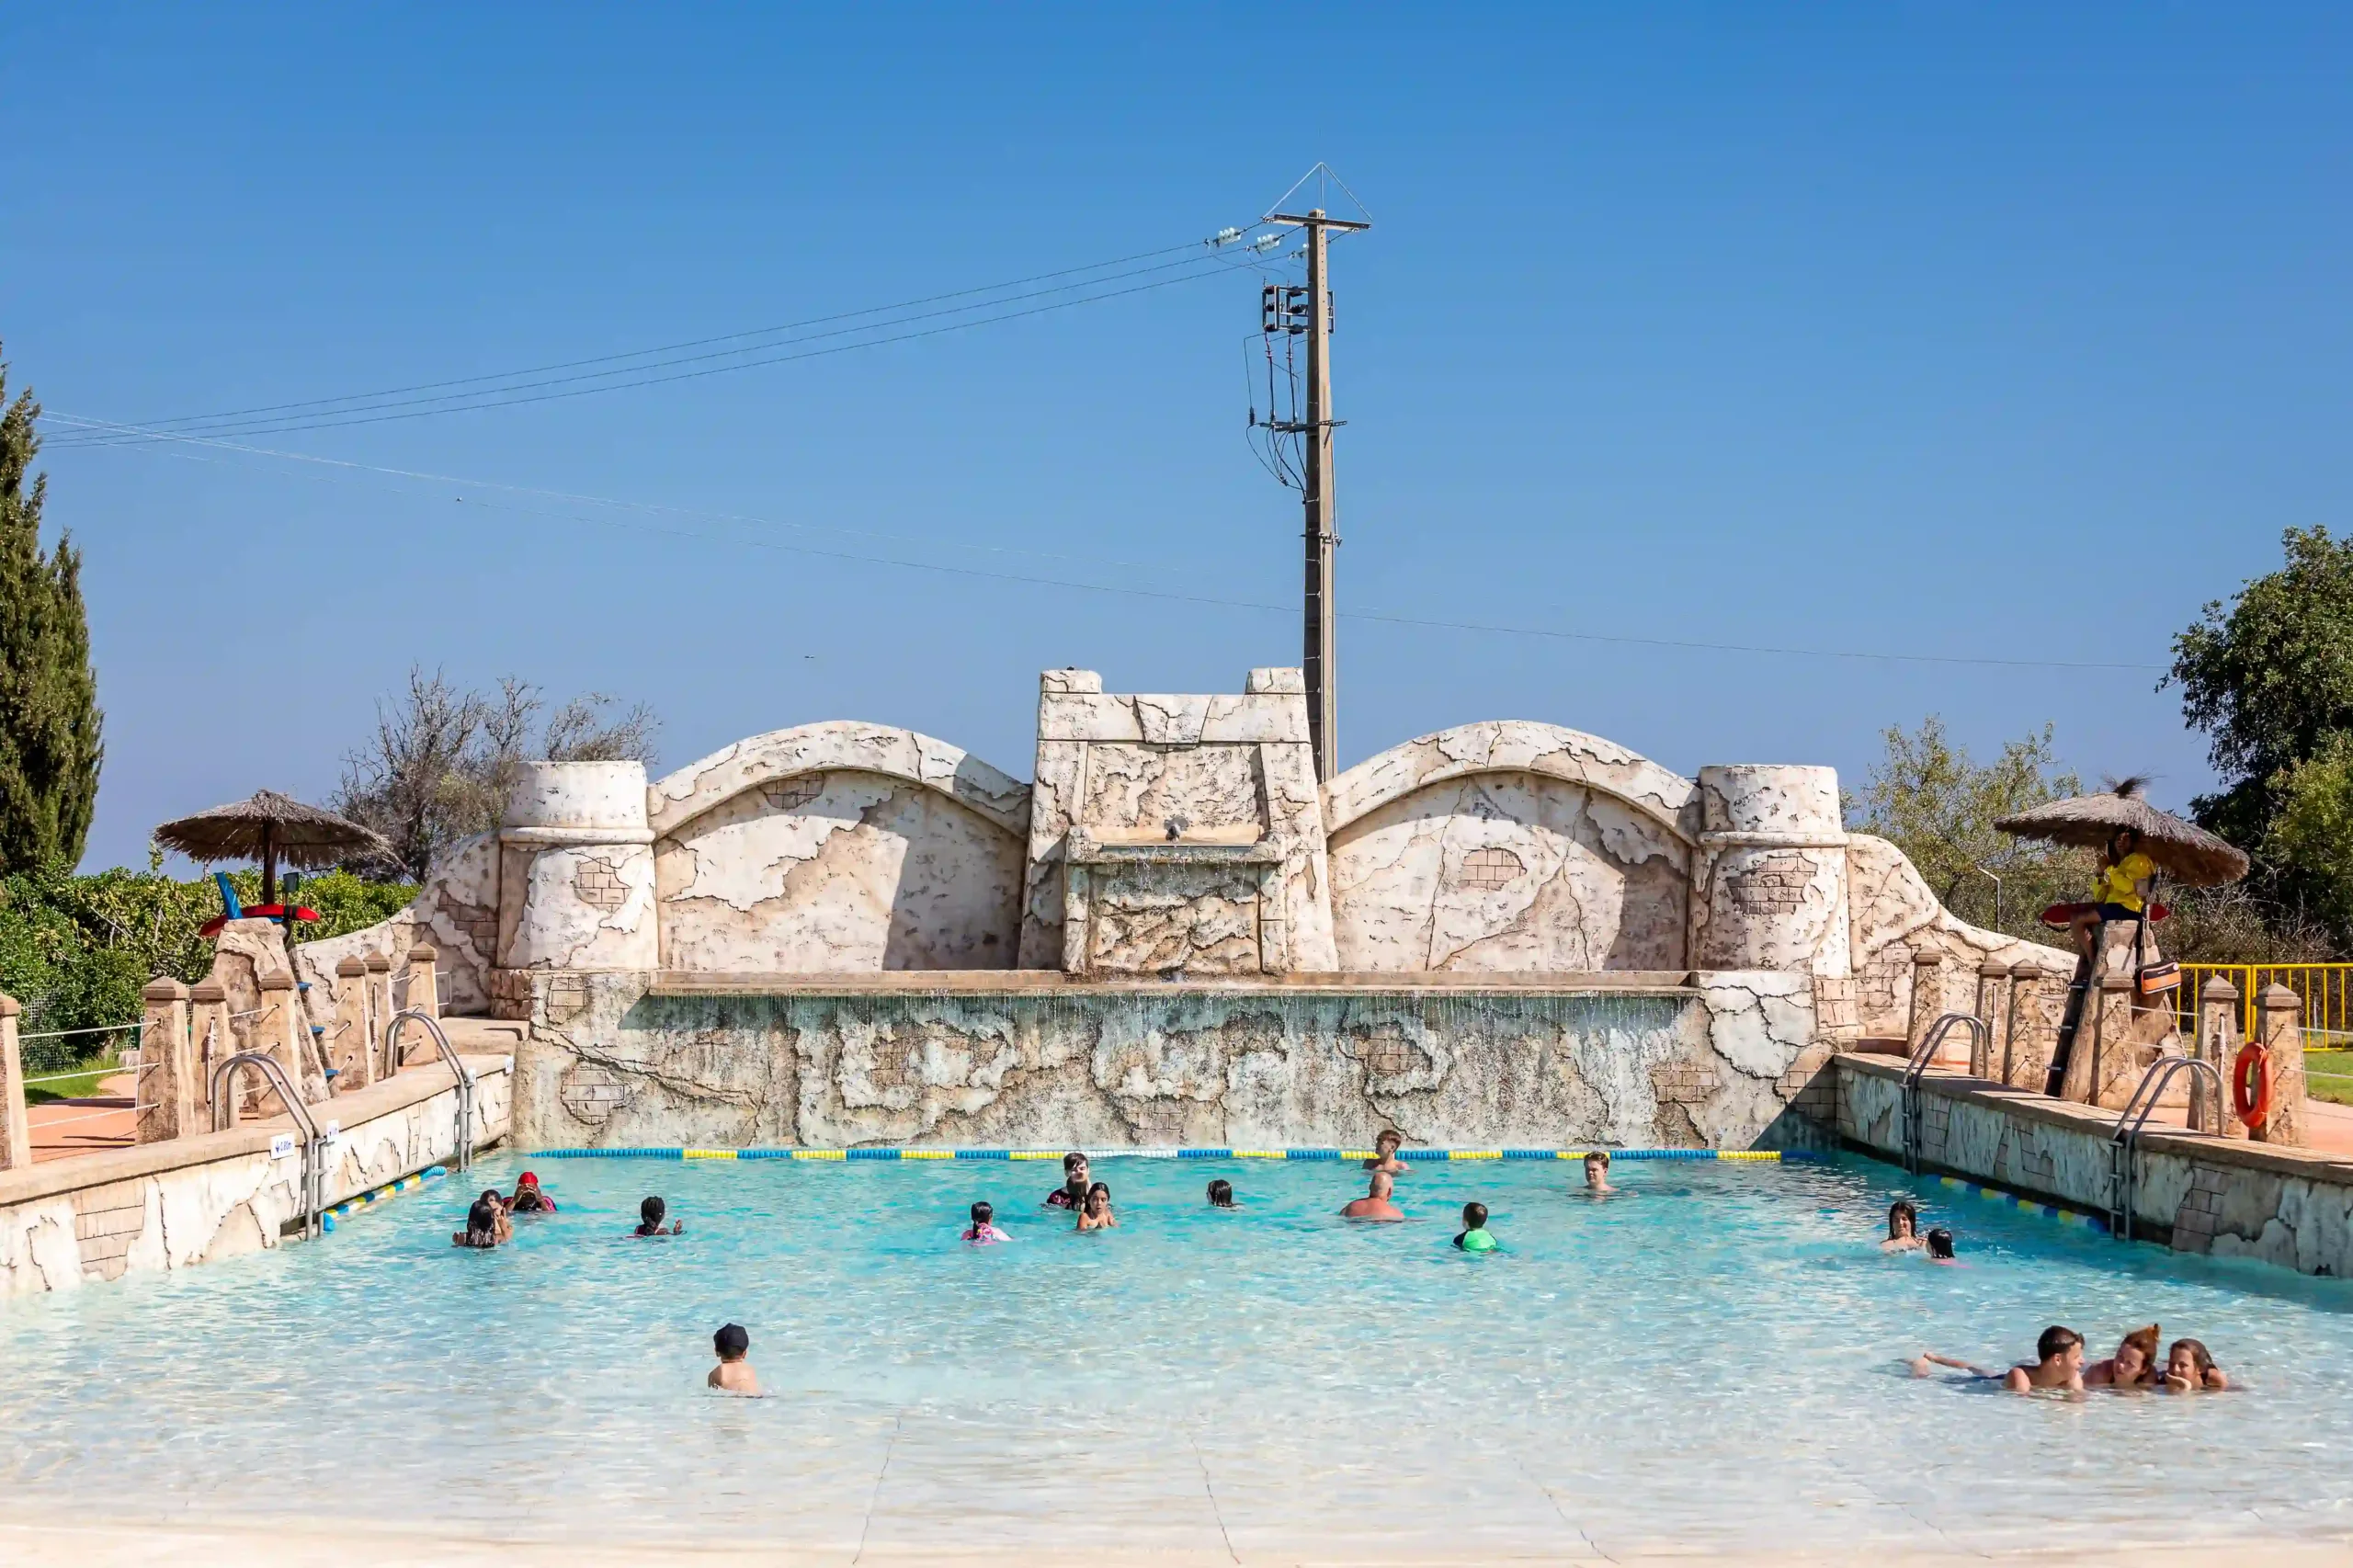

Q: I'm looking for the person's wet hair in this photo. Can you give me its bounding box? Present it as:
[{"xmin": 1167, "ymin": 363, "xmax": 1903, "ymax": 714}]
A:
[
  {"xmin": 1206, "ymin": 1178, "xmax": 1233, "ymax": 1207},
  {"xmin": 1925, "ymin": 1227, "xmax": 1954, "ymax": 1259},
  {"xmin": 2169, "ymin": 1337, "xmax": 2216, "ymax": 1376},
  {"xmin": 1585, "ymin": 1150, "xmax": 1610, "ymax": 1167},
  {"xmin": 970, "ymin": 1200, "xmax": 994, "ymax": 1225},
  {"xmin": 713, "ymin": 1323, "xmax": 749, "ymax": 1359},
  {"xmin": 2037, "ymin": 1324, "xmax": 2083, "ymax": 1361},
  {"xmin": 1063, "ymin": 1152, "xmax": 1086, "ymax": 1173},
  {"xmin": 1375, "ymin": 1129, "xmax": 1401, "ymax": 1151},
  {"xmin": 1461, "ymin": 1201, "xmax": 1488, "ymax": 1229},
  {"xmin": 1887, "ymin": 1199, "xmax": 1918, "ymax": 1240},
  {"xmin": 465, "ymin": 1199, "xmax": 497, "ymax": 1242},
  {"xmin": 1086, "ymin": 1181, "xmax": 1110, "ymax": 1200},
  {"xmin": 2120, "ymin": 1324, "xmax": 2161, "ymax": 1369},
  {"xmin": 640, "ymin": 1196, "xmax": 666, "ymax": 1227}
]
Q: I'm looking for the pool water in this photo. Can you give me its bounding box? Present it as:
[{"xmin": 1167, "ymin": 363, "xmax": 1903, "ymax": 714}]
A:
[{"xmin": 3, "ymin": 1152, "xmax": 2350, "ymax": 1559}]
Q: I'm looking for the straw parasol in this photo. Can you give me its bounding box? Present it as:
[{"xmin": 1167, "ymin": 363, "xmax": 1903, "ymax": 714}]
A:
[
  {"xmin": 153, "ymin": 790, "xmax": 393, "ymax": 905},
  {"xmin": 1994, "ymin": 778, "xmax": 2249, "ymax": 887}
]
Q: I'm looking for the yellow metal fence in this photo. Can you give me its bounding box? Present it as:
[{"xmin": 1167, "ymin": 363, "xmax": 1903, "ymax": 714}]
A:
[{"xmin": 2177, "ymin": 963, "xmax": 2353, "ymax": 1050}]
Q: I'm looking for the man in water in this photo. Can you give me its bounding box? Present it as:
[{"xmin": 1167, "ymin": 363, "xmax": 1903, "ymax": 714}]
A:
[
  {"xmin": 1362, "ymin": 1130, "xmax": 1407, "ymax": 1175},
  {"xmin": 1453, "ymin": 1201, "xmax": 1498, "ymax": 1252},
  {"xmin": 1340, "ymin": 1169, "xmax": 1404, "ymax": 1221},
  {"xmin": 1045, "ymin": 1152, "xmax": 1090, "ymax": 1210},
  {"xmin": 707, "ymin": 1323, "xmax": 758, "ymax": 1394},
  {"xmin": 1581, "ymin": 1151, "xmax": 1618, "ymax": 1195}
]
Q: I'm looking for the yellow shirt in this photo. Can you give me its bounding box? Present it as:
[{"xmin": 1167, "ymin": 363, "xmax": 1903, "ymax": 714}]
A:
[{"xmin": 2093, "ymin": 850, "xmax": 2156, "ymax": 912}]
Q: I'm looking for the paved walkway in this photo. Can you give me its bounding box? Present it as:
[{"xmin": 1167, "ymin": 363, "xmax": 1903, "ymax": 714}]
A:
[{"xmin": 26, "ymin": 1072, "xmax": 134, "ymax": 1163}]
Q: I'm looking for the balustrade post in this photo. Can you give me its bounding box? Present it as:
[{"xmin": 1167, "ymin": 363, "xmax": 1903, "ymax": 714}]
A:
[
  {"xmin": 0, "ymin": 994, "xmax": 28, "ymax": 1172},
  {"xmin": 2192, "ymin": 975, "xmax": 2240, "ymax": 1136},
  {"xmin": 137, "ymin": 978, "xmax": 195, "ymax": 1143},
  {"xmin": 2253, "ymin": 983, "xmax": 2308, "ymax": 1145},
  {"xmin": 333, "ymin": 958, "xmax": 373, "ymax": 1090},
  {"xmin": 1972, "ymin": 960, "xmax": 2007, "ymax": 1078},
  {"xmin": 406, "ymin": 943, "xmax": 439, "ymax": 1024}
]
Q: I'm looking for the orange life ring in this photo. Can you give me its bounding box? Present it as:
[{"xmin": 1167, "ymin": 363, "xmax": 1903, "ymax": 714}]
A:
[{"xmin": 2233, "ymin": 1042, "xmax": 2272, "ymax": 1127}]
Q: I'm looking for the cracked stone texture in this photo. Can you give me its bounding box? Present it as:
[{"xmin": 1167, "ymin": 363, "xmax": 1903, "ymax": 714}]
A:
[
  {"xmin": 0, "ymin": 1065, "xmax": 510, "ymax": 1295},
  {"xmin": 1328, "ymin": 769, "xmax": 1689, "ymax": 972},
  {"xmin": 298, "ymin": 831, "xmax": 501, "ymax": 1017},
  {"xmin": 1081, "ymin": 864, "xmax": 1268, "ymax": 974},
  {"xmin": 205, "ymin": 920, "xmax": 330, "ymax": 1105},
  {"xmin": 1019, "ymin": 674, "xmax": 1336, "ymax": 972},
  {"xmin": 648, "ymin": 721, "xmax": 1030, "ymax": 843},
  {"xmin": 1838, "ymin": 1060, "xmax": 2353, "ymax": 1277},
  {"xmin": 498, "ymin": 840, "xmax": 657, "ymax": 971},
  {"xmin": 1846, "ymin": 833, "xmax": 2075, "ymax": 1040},
  {"xmin": 655, "ymin": 768, "xmax": 1025, "ymax": 971},
  {"xmin": 510, "ymin": 970, "xmax": 1831, "ymax": 1153}
]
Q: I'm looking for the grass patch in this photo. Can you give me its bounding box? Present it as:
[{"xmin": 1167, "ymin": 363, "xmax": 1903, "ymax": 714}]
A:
[
  {"xmin": 23, "ymin": 1056, "xmax": 125, "ymax": 1106},
  {"xmin": 2304, "ymin": 1050, "xmax": 2353, "ymax": 1108}
]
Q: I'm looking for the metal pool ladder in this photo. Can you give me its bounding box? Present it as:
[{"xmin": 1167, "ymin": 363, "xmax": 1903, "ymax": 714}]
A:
[
  {"xmin": 208, "ymin": 1051, "xmax": 327, "ymax": 1240},
  {"xmin": 1901, "ymin": 1013, "xmax": 1989, "ymax": 1176},
  {"xmin": 2107, "ymin": 1055, "xmax": 2222, "ymax": 1242},
  {"xmin": 381, "ymin": 1008, "xmax": 478, "ymax": 1174}
]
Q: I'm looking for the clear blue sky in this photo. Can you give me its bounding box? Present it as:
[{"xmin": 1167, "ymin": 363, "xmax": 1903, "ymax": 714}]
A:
[{"xmin": 4, "ymin": 6, "xmax": 2347, "ymax": 871}]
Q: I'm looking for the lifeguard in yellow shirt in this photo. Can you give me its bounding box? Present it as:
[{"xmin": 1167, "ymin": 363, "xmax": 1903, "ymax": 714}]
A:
[{"xmin": 2067, "ymin": 827, "xmax": 2156, "ymax": 960}]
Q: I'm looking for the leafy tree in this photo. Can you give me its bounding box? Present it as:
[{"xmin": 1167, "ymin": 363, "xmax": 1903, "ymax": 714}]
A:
[
  {"xmin": 335, "ymin": 666, "xmax": 658, "ymax": 880},
  {"xmin": 0, "ymin": 349, "xmax": 103, "ymax": 872},
  {"xmin": 1849, "ymin": 717, "xmax": 2082, "ymax": 940}
]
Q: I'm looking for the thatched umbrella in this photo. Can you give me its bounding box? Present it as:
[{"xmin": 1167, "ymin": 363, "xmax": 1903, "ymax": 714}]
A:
[
  {"xmin": 153, "ymin": 790, "xmax": 393, "ymax": 906},
  {"xmin": 1995, "ymin": 778, "xmax": 2249, "ymax": 887}
]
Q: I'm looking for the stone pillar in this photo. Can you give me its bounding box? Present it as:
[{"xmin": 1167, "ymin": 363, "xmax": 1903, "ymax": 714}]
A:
[
  {"xmin": 1972, "ymin": 960, "xmax": 2008, "ymax": 1078},
  {"xmin": 495, "ymin": 760, "xmax": 659, "ymax": 977},
  {"xmin": 188, "ymin": 980, "xmax": 231, "ymax": 1123},
  {"xmin": 2066, "ymin": 973, "xmax": 2135, "ymax": 1107},
  {"xmin": 2253, "ymin": 983, "xmax": 2308, "ymax": 1146},
  {"xmin": 363, "ymin": 952, "xmax": 393, "ymax": 1073},
  {"xmin": 332, "ymin": 957, "xmax": 373, "ymax": 1090},
  {"xmin": 136, "ymin": 978, "xmax": 195, "ymax": 1143},
  {"xmin": 2194, "ymin": 975, "xmax": 2241, "ymax": 1137},
  {"xmin": 407, "ymin": 944, "xmax": 440, "ymax": 1021},
  {"xmin": 0, "ymin": 994, "xmax": 28, "ymax": 1172},
  {"xmin": 257, "ymin": 969, "xmax": 304, "ymax": 1114},
  {"xmin": 2001, "ymin": 962, "xmax": 2038, "ymax": 1087},
  {"xmin": 1689, "ymin": 765, "xmax": 1852, "ymax": 978},
  {"xmin": 1906, "ymin": 950, "xmax": 1952, "ymax": 1063}
]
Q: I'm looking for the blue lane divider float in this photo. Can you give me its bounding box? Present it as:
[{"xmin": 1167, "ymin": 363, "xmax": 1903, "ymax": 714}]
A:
[
  {"xmin": 528, "ymin": 1145, "xmax": 1831, "ymax": 1164},
  {"xmin": 1934, "ymin": 1173, "xmax": 2109, "ymax": 1233},
  {"xmin": 320, "ymin": 1164, "xmax": 449, "ymax": 1233}
]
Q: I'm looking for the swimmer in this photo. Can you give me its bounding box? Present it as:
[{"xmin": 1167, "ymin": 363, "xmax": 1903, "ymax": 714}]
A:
[
  {"xmin": 1581, "ymin": 1151, "xmax": 1618, "ymax": 1196},
  {"xmin": 1206, "ymin": 1178, "xmax": 1236, "ymax": 1209},
  {"xmin": 1453, "ymin": 1201, "xmax": 1498, "ymax": 1253},
  {"xmin": 1925, "ymin": 1227, "xmax": 1957, "ymax": 1262},
  {"xmin": 2084, "ymin": 1324, "xmax": 2161, "ymax": 1389},
  {"xmin": 1362, "ymin": 1130, "xmax": 1407, "ymax": 1175},
  {"xmin": 507, "ymin": 1171, "xmax": 556, "ymax": 1214},
  {"xmin": 707, "ymin": 1323, "xmax": 759, "ymax": 1395},
  {"xmin": 1046, "ymin": 1152, "xmax": 1091, "ymax": 1210},
  {"xmin": 2006, "ymin": 1325, "xmax": 2086, "ymax": 1393},
  {"xmin": 962, "ymin": 1200, "xmax": 1010, "ymax": 1244},
  {"xmin": 451, "ymin": 1197, "xmax": 503, "ymax": 1248},
  {"xmin": 475, "ymin": 1187, "xmax": 514, "ymax": 1243},
  {"xmin": 1340, "ymin": 1169, "xmax": 1405, "ymax": 1221},
  {"xmin": 2162, "ymin": 1337, "xmax": 2229, "ymax": 1392},
  {"xmin": 634, "ymin": 1195, "xmax": 684, "ymax": 1237},
  {"xmin": 1882, "ymin": 1199, "xmax": 1922, "ymax": 1251},
  {"xmin": 1076, "ymin": 1181, "xmax": 1117, "ymax": 1231}
]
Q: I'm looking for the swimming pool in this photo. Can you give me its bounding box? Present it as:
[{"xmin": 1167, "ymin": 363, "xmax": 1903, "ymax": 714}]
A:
[{"xmin": 2, "ymin": 1150, "xmax": 2349, "ymax": 1561}]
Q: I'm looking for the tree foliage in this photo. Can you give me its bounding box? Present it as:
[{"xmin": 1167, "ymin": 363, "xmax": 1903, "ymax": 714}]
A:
[
  {"xmin": 334, "ymin": 666, "xmax": 658, "ymax": 880},
  {"xmin": 0, "ymin": 348, "xmax": 103, "ymax": 873},
  {"xmin": 1848, "ymin": 716, "xmax": 2082, "ymax": 941}
]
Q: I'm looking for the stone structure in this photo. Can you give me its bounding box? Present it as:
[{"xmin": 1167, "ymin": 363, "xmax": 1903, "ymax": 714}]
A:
[
  {"xmin": 303, "ymin": 665, "xmax": 2080, "ymax": 1153},
  {"xmin": 0, "ymin": 994, "xmax": 27, "ymax": 1172}
]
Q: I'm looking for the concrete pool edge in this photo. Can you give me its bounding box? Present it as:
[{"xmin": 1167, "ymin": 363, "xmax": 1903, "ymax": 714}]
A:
[{"xmin": 1837, "ymin": 1051, "xmax": 2353, "ymax": 1277}]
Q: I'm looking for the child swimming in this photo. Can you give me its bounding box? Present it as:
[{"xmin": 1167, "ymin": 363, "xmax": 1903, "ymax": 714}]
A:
[
  {"xmin": 1882, "ymin": 1200, "xmax": 1922, "ymax": 1251},
  {"xmin": 1581, "ymin": 1151, "xmax": 1618, "ymax": 1195},
  {"xmin": 1910, "ymin": 1325, "xmax": 2085, "ymax": 1394},
  {"xmin": 634, "ymin": 1196, "xmax": 684, "ymax": 1237},
  {"xmin": 2163, "ymin": 1337, "xmax": 2229, "ymax": 1392},
  {"xmin": 1076, "ymin": 1181, "xmax": 1117, "ymax": 1231},
  {"xmin": 507, "ymin": 1171, "xmax": 556, "ymax": 1213},
  {"xmin": 1206, "ymin": 1178, "xmax": 1235, "ymax": 1209},
  {"xmin": 2084, "ymin": 1324, "xmax": 2161, "ymax": 1389},
  {"xmin": 962, "ymin": 1200, "xmax": 1011, "ymax": 1244},
  {"xmin": 1363, "ymin": 1130, "xmax": 1407, "ymax": 1175},
  {"xmin": 451, "ymin": 1196, "xmax": 504, "ymax": 1248},
  {"xmin": 1452, "ymin": 1201, "xmax": 1498, "ymax": 1253},
  {"xmin": 1924, "ymin": 1227, "xmax": 1956, "ymax": 1262},
  {"xmin": 707, "ymin": 1323, "xmax": 759, "ymax": 1395},
  {"xmin": 1046, "ymin": 1152, "xmax": 1091, "ymax": 1210}
]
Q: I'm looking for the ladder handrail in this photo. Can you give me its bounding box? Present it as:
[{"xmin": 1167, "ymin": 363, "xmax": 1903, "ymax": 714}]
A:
[
  {"xmin": 381, "ymin": 1008, "xmax": 477, "ymax": 1174},
  {"xmin": 2107, "ymin": 1054, "xmax": 2223, "ymax": 1242},
  {"xmin": 207, "ymin": 1051, "xmax": 325, "ymax": 1240},
  {"xmin": 1901, "ymin": 1012, "xmax": 1991, "ymax": 1174}
]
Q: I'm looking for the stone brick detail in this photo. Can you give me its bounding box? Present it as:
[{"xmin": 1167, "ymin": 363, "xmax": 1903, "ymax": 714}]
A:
[
  {"xmin": 2169, "ymin": 1164, "xmax": 2229, "ymax": 1255},
  {"xmin": 73, "ymin": 1180, "xmax": 148, "ymax": 1281},
  {"xmin": 1726, "ymin": 852, "xmax": 1817, "ymax": 914},
  {"xmin": 571, "ymin": 858, "xmax": 630, "ymax": 913}
]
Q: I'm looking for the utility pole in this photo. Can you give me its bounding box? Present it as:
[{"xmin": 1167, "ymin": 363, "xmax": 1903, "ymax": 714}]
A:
[{"xmin": 1267, "ymin": 206, "xmax": 1368, "ymax": 781}]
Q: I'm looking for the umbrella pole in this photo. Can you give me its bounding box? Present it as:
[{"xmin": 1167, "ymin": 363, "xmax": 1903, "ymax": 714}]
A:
[{"xmin": 261, "ymin": 823, "xmax": 277, "ymax": 909}]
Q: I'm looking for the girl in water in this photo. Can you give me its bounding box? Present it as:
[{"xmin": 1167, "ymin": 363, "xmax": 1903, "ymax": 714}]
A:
[
  {"xmin": 2083, "ymin": 1324, "xmax": 2162, "ymax": 1388},
  {"xmin": 1883, "ymin": 1200, "xmax": 1923, "ymax": 1251},
  {"xmin": 451, "ymin": 1198, "xmax": 504, "ymax": 1248},
  {"xmin": 2163, "ymin": 1338, "xmax": 2230, "ymax": 1392},
  {"xmin": 1076, "ymin": 1182, "xmax": 1117, "ymax": 1232}
]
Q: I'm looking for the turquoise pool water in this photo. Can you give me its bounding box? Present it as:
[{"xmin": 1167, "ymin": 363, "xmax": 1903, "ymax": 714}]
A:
[{"xmin": 2, "ymin": 1151, "xmax": 2349, "ymax": 1558}]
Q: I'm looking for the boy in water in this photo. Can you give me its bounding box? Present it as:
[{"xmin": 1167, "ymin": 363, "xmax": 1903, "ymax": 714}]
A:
[
  {"xmin": 1362, "ymin": 1130, "xmax": 1407, "ymax": 1175},
  {"xmin": 1581, "ymin": 1151, "xmax": 1617, "ymax": 1195},
  {"xmin": 1206, "ymin": 1178, "xmax": 1236, "ymax": 1209},
  {"xmin": 962, "ymin": 1200, "xmax": 1010, "ymax": 1244},
  {"xmin": 1913, "ymin": 1325, "xmax": 2085, "ymax": 1393},
  {"xmin": 707, "ymin": 1323, "xmax": 758, "ymax": 1394},
  {"xmin": 1340, "ymin": 1169, "xmax": 1404, "ymax": 1221},
  {"xmin": 1045, "ymin": 1152, "xmax": 1091, "ymax": 1210},
  {"xmin": 1452, "ymin": 1200, "xmax": 1498, "ymax": 1252},
  {"xmin": 634, "ymin": 1196, "xmax": 684, "ymax": 1237}
]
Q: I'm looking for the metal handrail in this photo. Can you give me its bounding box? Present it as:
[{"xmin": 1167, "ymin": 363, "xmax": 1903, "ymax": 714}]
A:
[
  {"xmin": 381, "ymin": 1009, "xmax": 477, "ymax": 1174},
  {"xmin": 207, "ymin": 1051, "xmax": 325, "ymax": 1240},
  {"xmin": 1901, "ymin": 1012, "xmax": 1991, "ymax": 1175},
  {"xmin": 2107, "ymin": 1054, "xmax": 2223, "ymax": 1243}
]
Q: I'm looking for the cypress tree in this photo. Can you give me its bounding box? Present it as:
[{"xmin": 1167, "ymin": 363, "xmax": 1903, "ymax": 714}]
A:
[{"xmin": 0, "ymin": 347, "xmax": 103, "ymax": 871}]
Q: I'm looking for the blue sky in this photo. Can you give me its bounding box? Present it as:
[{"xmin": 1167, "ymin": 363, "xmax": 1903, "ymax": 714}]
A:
[{"xmin": 3, "ymin": 6, "xmax": 2347, "ymax": 870}]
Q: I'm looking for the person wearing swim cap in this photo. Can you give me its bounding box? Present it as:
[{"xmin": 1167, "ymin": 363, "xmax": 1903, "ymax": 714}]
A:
[
  {"xmin": 1453, "ymin": 1201, "xmax": 1498, "ymax": 1252},
  {"xmin": 1045, "ymin": 1152, "xmax": 1090, "ymax": 1210}
]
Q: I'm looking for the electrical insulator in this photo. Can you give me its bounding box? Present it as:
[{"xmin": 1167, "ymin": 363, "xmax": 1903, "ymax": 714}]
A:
[
  {"xmin": 1250, "ymin": 233, "xmax": 1281, "ymax": 253},
  {"xmin": 1210, "ymin": 226, "xmax": 1243, "ymax": 248},
  {"xmin": 1285, "ymin": 287, "xmax": 1310, "ymax": 334},
  {"xmin": 1261, "ymin": 285, "xmax": 1281, "ymax": 334}
]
